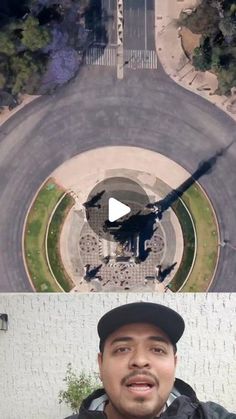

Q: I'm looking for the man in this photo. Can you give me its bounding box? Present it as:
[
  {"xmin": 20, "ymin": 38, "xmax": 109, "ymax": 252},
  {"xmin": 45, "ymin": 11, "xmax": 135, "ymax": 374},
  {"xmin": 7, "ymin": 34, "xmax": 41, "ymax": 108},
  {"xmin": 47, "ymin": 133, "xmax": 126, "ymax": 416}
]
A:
[{"xmin": 66, "ymin": 302, "xmax": 235, "ymax": 419}]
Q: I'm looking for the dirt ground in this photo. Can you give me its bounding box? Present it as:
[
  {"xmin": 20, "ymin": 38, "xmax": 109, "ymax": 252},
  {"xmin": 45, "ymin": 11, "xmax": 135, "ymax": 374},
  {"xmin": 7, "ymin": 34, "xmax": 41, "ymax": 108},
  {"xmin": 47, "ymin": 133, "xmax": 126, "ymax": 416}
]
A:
[{"xmin": 179, "ymin": 26, "xmax": 201, "ymax": 58}]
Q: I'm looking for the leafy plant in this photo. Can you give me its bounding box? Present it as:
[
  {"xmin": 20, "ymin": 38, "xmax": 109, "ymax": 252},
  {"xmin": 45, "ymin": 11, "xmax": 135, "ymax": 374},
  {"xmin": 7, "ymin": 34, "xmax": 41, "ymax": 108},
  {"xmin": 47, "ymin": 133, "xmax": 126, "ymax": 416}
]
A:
[
  {"xmin": 181, "ymin": 0, "xmax": 236, "ymax": 94},
  {"xmin": 9, "ymin": 52, "xmax": 45, "ymax": 94},
  {"xmin": 219, "ymin": 16, "xmax": 236, "ymax": 37},
  {"xmin": 0, "ymin": 73, "xmax": 6, "ymax": 89},
  {"xmin": 0, "ymin": 31, "xmax": 16, "ymax": 56},
  {"xmin": 59, "ymin": 364, "xmax": 99, "ymax": 414},
  {"xmin": 21, "ymin": 16, "xmax": 51, "ymax": 51},
  {"xmin": 192, "ymin": 37, "xmax": 212, "ymax": 71}
]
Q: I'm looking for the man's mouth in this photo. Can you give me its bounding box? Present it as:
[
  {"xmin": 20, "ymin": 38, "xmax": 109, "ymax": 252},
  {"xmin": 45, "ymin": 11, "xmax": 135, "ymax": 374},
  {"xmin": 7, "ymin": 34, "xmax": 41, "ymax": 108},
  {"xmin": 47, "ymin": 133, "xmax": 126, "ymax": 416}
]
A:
[
  {"xmin": 125, "ymin": 376, "xmax": 156, "ymax": 393},
  {"xmin": 127, "ymin": 383, "xmax": 153, "ymax": 391}
]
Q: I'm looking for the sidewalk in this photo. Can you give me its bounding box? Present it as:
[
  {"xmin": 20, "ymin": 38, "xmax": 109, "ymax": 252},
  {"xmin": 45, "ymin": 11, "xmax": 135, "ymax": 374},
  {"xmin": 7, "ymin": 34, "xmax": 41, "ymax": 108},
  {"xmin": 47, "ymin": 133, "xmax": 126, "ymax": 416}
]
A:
[
  {"xmin": 155, "ymin": 0, "xmax": 236, "ymax": 122},
  {"xmin": 0, "ymin": 94, "xmax": 39, "ymax": 127}
]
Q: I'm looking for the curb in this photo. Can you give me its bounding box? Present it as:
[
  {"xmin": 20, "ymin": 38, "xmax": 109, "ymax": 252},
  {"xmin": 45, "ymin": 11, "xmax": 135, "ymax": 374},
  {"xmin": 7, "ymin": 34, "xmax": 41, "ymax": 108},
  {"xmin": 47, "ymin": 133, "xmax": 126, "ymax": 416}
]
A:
[
  {"xmin": 176, "ymin": 196, "xmax": 198, "ymax": 291},
  {"xmin": 197, "ymin": 182, "xmax": 221, "ymax": 292},
  {"xmin": 22, "ymin": 177, "xmax": 65, "ymax": 292},
  {"xmin": 45, "ymin": 193, "xmax": 67, "ymax": 293},
  {"xmin": 21, "ymin": 180, "xmax": 49, "ymax": 293},
  {"xmin": 0, "ymin": 95, "xmax": 40, "ymax": 127},
  {"xmin": 45, "ymin": 192, "xmax": 77, "ymax": 292}
]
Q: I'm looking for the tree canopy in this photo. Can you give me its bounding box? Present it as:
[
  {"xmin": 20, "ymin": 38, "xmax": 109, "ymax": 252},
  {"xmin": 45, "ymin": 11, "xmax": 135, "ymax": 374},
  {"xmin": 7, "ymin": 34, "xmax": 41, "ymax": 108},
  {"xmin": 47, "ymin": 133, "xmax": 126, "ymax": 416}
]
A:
[
  {"xmin": 0, "ymin": 0, "xmax": 97, "ymax": 101},
  {"xmin": 21, "ymin": 16, "xmax": 51, "ymax": 51},
  {"xmin": 180, "ymin": 0, "xmax": 236, "ymax": 95}
]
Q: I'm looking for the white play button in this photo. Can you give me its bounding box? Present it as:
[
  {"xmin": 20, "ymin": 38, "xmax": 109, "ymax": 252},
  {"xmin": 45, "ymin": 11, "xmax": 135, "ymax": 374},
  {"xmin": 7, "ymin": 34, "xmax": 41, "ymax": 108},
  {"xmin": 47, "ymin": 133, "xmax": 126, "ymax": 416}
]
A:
[{"xmin": 108, "ymin": 197, "xmax": 131, "ymax": 222}]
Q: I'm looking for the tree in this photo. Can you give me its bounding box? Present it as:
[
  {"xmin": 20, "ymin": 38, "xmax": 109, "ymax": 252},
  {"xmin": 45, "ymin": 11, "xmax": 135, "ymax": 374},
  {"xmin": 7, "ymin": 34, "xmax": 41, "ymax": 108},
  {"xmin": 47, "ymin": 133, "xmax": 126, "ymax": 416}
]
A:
[
  {"xmin": 10, "ymin": 52, "xmax": 44, "ymax": 94},
  {"xmin": 0, "ymin": 32, "xmax": 16, "ymax": 56},
  {"xmin": 21, "ymin": 16, "xmax": 51, "ymax": 51},
  {"xmin": 59, "ymin": 364, "xmax": 98, "ymax": 414},
  {"xmin": 0, "ymin": 73, "xmax": 6, "ymax": 89},
  {"xmin": 216, "ymin": 63, "xmax": 236, "ymax": 94},
  {"xmin": 192, "ymin": 42, "xmax": 212, "ymax": 71},
  {"xmin": 229, "ymin": 4, "xmax": 236, "ymax": 16},
  {"xmin": 179, "ymin": 1, "xmax": 220, "ymax": 35},
  {"xmin": 219, "ymin": 16, "xmax": 236, "ymax": 37},
  {"xmin": 211, "ymin": 46, "xmax": 222, "ymax": 69}
]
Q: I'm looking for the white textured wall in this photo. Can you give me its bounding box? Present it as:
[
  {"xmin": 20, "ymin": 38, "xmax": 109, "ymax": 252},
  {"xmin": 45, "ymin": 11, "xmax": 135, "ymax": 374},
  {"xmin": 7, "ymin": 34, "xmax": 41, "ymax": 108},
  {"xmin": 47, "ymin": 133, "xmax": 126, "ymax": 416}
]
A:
[{"xmin": 0, "ymin": 293, "xmax": 235, "ymax": 419}]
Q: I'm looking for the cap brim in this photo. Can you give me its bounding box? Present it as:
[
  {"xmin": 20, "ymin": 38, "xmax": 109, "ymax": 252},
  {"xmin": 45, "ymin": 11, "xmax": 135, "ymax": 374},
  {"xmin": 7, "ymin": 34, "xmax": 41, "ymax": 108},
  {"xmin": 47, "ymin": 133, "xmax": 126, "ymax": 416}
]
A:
[{"xmin": 98, "ymin": 302, "xmax": 185, "ymax": 350}]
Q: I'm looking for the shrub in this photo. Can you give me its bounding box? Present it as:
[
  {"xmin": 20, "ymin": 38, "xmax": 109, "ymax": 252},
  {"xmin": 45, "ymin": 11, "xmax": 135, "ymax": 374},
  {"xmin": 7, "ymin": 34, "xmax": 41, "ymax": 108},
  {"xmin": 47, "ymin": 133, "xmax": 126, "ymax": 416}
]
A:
[
  {"xmin": 219, "ymin": 16, "xmax": 236, "ymax": 38},
  {"xmin": 9, "ymin": 52, "xmax": 45, "ymax": 94},
  {"xmin": 0, "ymin": 32, "xmax": 16, "ymax": 56},
  {"xmin": 216, "ymin": 63, "xmax": 236, "ymax": 95},
  {"xmin": 59, "ymin": 364, "xmax": 99, "ymax": 414},
  {"xmin": 179, "ymin": 1, "xmax": 219, "ymax": 35},
  {"xmin": 21, "ymin": 16, "xmax": 51, "ymax": 52}
]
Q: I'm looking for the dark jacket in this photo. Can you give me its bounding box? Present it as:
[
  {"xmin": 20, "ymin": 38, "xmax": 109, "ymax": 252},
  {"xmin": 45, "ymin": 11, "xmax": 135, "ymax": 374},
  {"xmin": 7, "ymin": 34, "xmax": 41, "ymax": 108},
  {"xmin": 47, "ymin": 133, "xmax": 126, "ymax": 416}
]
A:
[{"xmin": 65, "ymin": 378, "xmax": 236, "ymax": 419}]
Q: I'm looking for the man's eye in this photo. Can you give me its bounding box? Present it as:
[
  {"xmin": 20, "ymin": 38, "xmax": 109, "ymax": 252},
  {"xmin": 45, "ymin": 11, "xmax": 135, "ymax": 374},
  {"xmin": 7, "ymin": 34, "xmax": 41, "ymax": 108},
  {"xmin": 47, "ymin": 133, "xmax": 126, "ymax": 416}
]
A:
[
  {"xmin": 114, "ymin": 347, "xmax": 130, "ymax": 353},
  {"xmin": 152, "ymin": 347, "xmax": 166, "ymax": 354}
]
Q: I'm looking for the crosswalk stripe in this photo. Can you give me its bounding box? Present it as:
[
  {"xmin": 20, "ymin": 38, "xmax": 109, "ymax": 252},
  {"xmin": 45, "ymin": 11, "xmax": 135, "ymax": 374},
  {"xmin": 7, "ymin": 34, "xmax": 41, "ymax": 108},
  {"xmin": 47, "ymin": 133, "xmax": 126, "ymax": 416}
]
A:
[{"xmin": 85, "ymin": 47, "xmax": 158, "ymax": 69}]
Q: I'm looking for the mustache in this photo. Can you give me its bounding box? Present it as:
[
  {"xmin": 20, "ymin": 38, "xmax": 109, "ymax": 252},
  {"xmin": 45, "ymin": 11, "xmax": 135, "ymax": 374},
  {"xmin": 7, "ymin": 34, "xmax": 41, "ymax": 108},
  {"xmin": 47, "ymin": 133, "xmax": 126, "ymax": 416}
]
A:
[{"xmin": 121, "ymin": 370, "xmax": 159, "ymax": 386}]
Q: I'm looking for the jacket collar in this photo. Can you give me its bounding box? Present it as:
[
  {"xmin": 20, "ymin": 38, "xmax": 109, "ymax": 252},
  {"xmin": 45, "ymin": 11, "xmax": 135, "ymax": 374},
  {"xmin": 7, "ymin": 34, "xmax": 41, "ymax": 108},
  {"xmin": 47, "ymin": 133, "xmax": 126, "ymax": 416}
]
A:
[{"xmin": 77, "ymin": 378, "xmax": 199, "ymax": 419}]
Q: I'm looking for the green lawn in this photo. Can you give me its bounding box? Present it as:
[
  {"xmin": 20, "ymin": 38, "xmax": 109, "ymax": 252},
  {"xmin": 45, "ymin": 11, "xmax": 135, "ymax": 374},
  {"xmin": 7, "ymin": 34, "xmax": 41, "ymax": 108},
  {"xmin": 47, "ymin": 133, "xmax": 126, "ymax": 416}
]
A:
[
  {"xmin": 178, "ymin": 184, "xmax": 218, "ymax": 291},
  {"xmin": 170, "ymin": 198, "xmax": 195, "ymax": 292},
  {"xmin": 47, "ymin": 194, "xmax": 75, "ymax": 292},
  {"xmin": 24, "ymin": 180, "xmax": 65, "ymax": 292}
]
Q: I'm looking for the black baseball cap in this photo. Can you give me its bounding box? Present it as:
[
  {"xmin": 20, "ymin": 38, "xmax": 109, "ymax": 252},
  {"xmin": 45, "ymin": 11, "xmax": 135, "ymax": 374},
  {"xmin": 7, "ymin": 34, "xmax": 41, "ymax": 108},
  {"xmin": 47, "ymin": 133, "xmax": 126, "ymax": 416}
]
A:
[{"xmin": 98, "ymin": 302, "xmax": 185, "ymax": 351}]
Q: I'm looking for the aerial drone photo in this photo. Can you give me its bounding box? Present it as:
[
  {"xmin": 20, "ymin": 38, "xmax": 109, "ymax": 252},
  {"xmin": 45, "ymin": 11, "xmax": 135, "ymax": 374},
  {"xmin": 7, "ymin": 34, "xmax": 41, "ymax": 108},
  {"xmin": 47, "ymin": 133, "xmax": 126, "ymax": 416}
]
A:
[{"xmin": 0, "ymin": 0, "xmax": 236, "ymax": 293}]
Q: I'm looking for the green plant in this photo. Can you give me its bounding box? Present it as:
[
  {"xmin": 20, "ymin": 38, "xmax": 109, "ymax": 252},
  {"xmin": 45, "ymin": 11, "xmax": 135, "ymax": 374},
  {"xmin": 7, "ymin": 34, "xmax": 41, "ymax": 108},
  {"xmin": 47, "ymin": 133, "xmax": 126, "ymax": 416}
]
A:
[
  {"xmin": 47, "ymin": 194, "xmax": 74, "ymax": 292},
  {"xmin": 180, "ymin": 0, "xmax": 236, "ymax": 94},
  {"xmin": 0, "ymin": 73, "xmax": 6, "ymax": 89},
  {"xmin": 219, "ymin": 16, "xmax": 236, "ymax": 37},
  {"xmin": 216, "ymin": 62, "xmax": 236, "ymax": 94},
  {"xmin": 192, "ymin": 37, "xmax": 213, "ymax": 71},
  {"xmin": 59, "ymin": 364, "xmax": 99, "ymax": 413},
  {"xmin": 0, "ymin": 31, "xmax": 16, "ymax": 56},
  {"xmin": 179, "ymin": 2, "xmax": 219, "ymax": 35},
  {"xmin": 24, "ymin": 179, "xmax": 65, "ymax": 292},
  {"xmin": 21, "ymin": 16, "xmax": 51, "ymax": 52}
]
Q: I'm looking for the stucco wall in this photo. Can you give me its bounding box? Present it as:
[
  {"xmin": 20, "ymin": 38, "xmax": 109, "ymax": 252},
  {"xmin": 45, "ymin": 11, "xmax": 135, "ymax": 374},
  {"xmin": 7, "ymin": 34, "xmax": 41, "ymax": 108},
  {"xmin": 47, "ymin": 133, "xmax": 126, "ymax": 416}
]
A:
[{"xmin": 0, "ymin": 293, "xmax": 235, "ymax": 419}]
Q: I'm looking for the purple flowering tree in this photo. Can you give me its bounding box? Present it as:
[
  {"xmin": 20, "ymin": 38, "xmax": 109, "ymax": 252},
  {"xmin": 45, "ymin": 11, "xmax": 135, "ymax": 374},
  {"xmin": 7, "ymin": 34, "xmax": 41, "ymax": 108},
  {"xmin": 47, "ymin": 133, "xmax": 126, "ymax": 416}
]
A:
[{"xmin": 39, "ymin": 47, "xmax": 82, "ymax": 93}]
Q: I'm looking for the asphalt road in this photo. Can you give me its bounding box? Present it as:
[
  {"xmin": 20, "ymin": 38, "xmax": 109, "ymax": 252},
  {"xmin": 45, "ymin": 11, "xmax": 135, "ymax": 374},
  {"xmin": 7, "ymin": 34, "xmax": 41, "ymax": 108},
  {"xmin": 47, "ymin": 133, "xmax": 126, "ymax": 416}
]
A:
[
  {"xmin": 101, "ymin": 0, "xmax": 155, "ymax": 49},
  {"xmin": 0, "ymin": 63, "xmax": 236, "ymax": 292}
]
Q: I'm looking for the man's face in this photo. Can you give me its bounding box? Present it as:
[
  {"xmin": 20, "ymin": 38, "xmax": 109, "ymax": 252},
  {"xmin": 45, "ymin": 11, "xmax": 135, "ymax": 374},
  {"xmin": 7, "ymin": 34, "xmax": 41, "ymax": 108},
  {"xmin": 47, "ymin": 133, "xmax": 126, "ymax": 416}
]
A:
[{"xmin": 98, "ymin": 323, "xmax": 177, "ymax": 419}]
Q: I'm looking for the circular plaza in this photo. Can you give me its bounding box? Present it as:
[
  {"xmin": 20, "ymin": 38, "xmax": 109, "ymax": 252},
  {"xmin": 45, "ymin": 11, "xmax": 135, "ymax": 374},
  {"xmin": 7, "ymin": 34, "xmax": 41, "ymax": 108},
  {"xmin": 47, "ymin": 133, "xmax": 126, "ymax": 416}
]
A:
[{"xmin": 23, "ymin": 146, "xmax": 219, "ymax": 293}]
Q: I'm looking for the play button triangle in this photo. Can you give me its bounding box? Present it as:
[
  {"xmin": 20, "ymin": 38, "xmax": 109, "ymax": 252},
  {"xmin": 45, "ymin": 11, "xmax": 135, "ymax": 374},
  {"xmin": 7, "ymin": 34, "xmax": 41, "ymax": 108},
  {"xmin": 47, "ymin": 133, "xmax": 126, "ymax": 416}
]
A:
[{"xmin": 108, "ymin": 197, "xmax": 131, "ymax": 222}]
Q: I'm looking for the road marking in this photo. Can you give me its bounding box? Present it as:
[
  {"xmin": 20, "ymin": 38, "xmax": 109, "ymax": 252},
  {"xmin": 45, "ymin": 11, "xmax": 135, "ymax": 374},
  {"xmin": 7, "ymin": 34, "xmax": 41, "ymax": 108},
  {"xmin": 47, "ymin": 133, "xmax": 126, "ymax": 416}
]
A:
[
  {"xmin": 85, "ymin": 47, "xmax": 158, "ymax": 69},
  {"xmin": 144, "ymin": 0, "xmax": 147, "ymax": 50}
]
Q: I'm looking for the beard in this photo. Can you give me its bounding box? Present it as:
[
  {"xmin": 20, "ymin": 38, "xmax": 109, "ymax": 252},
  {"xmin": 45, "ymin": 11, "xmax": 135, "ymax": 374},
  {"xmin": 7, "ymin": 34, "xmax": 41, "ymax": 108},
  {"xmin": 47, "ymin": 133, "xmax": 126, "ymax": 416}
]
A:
[{"xmin": 105, "ymin": 393, "xmax": 166, "ymax": 419}]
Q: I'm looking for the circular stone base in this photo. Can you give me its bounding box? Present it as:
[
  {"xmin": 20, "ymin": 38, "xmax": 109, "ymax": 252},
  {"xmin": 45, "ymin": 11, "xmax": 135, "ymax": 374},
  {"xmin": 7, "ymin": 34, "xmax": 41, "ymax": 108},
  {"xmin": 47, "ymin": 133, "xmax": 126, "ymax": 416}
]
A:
[{"xmin": 54, "ymin": 147, "xmax": 188, "ymax": 292}]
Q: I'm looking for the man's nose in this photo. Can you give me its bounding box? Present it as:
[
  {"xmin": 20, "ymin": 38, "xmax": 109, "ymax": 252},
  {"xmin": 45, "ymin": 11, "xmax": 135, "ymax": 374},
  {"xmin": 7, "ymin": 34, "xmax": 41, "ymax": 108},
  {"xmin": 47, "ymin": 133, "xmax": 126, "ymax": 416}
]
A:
[{"xmin": 128, "ymin": 348, "xmax": 150, "ymax": 369}]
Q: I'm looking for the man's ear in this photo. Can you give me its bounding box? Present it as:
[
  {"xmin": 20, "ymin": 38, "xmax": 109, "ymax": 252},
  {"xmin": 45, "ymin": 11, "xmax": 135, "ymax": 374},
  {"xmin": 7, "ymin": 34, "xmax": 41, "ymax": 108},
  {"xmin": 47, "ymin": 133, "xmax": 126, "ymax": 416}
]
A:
[
  {"xmin": 174, "ymin": 354, "xmax": 177, "ymax": 369},
  {"xmin": 98, "ymin": 352, "xmax": 103, "ymax": 381}
]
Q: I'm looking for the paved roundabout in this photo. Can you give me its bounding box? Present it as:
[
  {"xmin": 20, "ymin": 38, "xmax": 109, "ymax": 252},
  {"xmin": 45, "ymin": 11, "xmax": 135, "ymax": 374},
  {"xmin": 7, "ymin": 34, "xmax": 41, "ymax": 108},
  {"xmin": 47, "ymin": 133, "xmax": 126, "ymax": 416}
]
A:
[{"xmin": 0, "ymin": 63, "xmax": 236, "ymax": 292}]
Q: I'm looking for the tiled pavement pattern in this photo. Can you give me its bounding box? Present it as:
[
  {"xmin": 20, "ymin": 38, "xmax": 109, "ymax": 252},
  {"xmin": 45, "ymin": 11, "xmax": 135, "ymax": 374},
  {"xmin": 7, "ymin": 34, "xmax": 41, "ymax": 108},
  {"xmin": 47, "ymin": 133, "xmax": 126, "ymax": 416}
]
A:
[
  {"xmin": 0, "ymin": 293, "xmax": 235, "ymax": 419},
  {"xmin": 61, "ymin": 172, "xmax": 183, "ymax": 291},
  {"xmin": 71, "ymin": 207, "xmax": 176, "ymax": 291}
]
